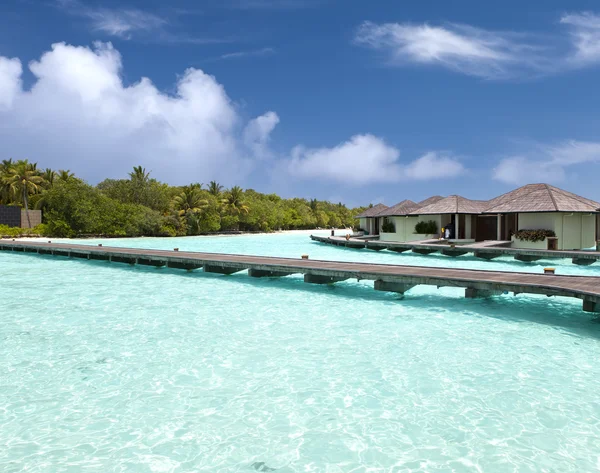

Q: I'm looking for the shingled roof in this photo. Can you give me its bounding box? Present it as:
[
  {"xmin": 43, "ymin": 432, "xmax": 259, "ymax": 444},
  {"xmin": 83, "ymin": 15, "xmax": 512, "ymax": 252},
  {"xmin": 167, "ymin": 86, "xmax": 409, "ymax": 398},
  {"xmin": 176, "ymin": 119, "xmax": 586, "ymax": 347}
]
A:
[
  {"xmin": 376, "ymin": 200, "xmax": 419, "ymax": 217},
  {"xmin": 355, "ymin": 203, "xmax": 388, "ymax": 218},
  {"xmin": 483, "ymin": 184, "xmax": 600, "ymax": 213},
  {"xmin": 410, "ymin": 195, "xmax": 490, "ymax": 215}
]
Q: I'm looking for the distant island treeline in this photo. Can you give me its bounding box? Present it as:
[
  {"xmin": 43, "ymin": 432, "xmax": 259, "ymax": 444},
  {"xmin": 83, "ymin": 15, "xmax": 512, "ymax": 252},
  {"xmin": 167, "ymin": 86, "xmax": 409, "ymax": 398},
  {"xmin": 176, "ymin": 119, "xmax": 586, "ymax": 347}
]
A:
[{"xmin": 0, "ymin": 159, "xmax": 366, "ymax": 238}]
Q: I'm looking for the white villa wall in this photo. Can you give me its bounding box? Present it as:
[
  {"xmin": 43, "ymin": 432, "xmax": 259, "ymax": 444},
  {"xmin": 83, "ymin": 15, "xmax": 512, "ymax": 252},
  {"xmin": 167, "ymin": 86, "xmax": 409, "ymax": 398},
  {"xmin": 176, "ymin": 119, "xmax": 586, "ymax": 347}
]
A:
[
  {"xmin": 518, "ymin": 213, "xmax": 558, "ymax": 231},
  {"xmin": 380, "ymin": 215, "xmax": 441, "ymax": 242},
  {"xmin": 581, "ymin": 214, "xmax": 596, "ymax": 249},
  {"xmin": 515, "ymin": 212, "xmax": 597, "ymax": 250},
  {"xmin": 359, "ymin": 218, "xmax": 367, "ymax": 231}
]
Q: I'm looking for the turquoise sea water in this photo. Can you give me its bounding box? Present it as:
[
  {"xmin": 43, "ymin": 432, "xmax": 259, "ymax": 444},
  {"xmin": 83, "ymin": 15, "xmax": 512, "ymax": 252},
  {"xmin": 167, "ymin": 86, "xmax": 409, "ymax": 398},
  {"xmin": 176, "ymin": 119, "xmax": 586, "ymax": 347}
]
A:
[{"xmin": 2, "ymin": 231, "xmax": 600, "ymax": 472}]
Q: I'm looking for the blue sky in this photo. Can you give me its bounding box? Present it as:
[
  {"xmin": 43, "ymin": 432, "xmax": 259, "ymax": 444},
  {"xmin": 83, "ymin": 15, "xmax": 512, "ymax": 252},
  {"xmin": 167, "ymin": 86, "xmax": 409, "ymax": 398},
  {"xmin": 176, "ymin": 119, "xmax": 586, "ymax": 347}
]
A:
[{"xmin": 1, "ymin": 0, "xmax": 600, "ymax": 206}]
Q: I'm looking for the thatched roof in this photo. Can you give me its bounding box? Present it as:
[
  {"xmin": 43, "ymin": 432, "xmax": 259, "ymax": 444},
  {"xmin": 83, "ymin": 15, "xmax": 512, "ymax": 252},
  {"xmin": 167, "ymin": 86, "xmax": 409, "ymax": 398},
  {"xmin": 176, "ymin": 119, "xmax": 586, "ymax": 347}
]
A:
[
  {"xmin": 484, "ymin": 184, "xmax": 600, "ymax": 214},
  {"xmin": 376, "ymin": 200, "xmax": 419, "ymax": 217},
  {"xmin": 416, "ymin": 195, "xmax": 445, "ymax": 207},
  {"xmin": 410, "ymin": 195, "xmax": 489, "ymax": 215},
  {"xmin": 355, "ymin": 203, "xmax": 388, "ymax": 218}
]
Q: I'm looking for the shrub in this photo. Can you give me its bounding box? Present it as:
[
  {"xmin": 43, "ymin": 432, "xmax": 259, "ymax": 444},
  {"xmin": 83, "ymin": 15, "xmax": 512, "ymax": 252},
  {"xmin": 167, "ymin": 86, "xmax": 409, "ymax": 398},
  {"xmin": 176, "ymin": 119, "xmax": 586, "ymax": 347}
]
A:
[
  {"xmin": 381, "ymin": 218, "xmax": 395, "ymax": 233},
  {"xmin": 0, "ymin": 224, "xmax": 47, "ymax": 238},
  {"xmin": 514, "ymin": 229, "xmax": 555, "ymax": 242},
  {"xmin": 414, "ymin": 220, "xmax": 438, "ymax": 235}
]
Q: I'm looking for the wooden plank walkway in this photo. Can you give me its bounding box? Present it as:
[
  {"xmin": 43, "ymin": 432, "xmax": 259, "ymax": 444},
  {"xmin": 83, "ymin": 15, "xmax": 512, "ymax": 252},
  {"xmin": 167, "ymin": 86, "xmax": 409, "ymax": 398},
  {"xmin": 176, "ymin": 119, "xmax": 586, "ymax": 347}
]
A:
[
  {"xmin": 2, "ymin": 239, "xmax": 600, "ymax": 313},
  {"xmin": 311, "ymin": 235, "xmax": 600, "ymax": 265}
]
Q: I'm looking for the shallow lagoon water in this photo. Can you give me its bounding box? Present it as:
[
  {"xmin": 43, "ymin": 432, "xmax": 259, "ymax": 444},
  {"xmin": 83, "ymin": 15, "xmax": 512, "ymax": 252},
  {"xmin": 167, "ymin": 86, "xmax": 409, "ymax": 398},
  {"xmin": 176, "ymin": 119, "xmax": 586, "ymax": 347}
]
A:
[{"xmin": 2, "ymin": 232, "xmax": 600, "ymax": 472}]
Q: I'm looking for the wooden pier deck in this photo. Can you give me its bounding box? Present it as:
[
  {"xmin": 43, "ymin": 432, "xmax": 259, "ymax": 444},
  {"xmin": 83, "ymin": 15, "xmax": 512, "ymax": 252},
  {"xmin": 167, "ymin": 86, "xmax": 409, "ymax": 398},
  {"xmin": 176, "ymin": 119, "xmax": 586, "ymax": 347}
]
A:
[
  {"xmin": 311, "ymin": 235, "xmax": 600, "ymax": 265},
  {"xmin": 1, "ymin": 239, "xmax": 600, "ymax": 313}
]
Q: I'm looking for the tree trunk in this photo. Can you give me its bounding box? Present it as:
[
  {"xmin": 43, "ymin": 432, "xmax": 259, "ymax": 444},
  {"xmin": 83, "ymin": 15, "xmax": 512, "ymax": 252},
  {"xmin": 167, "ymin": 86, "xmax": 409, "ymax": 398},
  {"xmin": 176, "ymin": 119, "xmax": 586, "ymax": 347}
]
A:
[{"xmin": 23, "ymin": 187, "xmax": 32, "ymax": 229}]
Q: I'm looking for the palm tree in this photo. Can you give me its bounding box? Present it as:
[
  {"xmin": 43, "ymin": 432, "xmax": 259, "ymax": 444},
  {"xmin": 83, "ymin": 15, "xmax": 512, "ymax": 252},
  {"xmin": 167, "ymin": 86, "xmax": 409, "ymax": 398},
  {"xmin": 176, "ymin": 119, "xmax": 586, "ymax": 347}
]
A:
[
  {"xmin": 57, "ymin": 169, "xmax": 75, "ymax": 182},
  {"xmin": 3, "ymin": 160, "xmax": 45, "ymax": 227},
  {"xmin": 42, "ymin": 168, "xmax": 57, "ymax": 188},
  {"xmin": 222, "ymin": 186, "xmax": 249, "ymax": 215},
  {"xmin": 208, "ymin": 180, "xmax": 223, "ymax": 197},
  {"xmin": 0, "ymin": 159, "xmax": 14, "ymax": 204},
  {"xmin": 129, "ymin": 165, "xmax": 150, "ymax": 183},
  {"xmin": 172, "ymin": 185, "xmax": 209, "ymax": 217}
]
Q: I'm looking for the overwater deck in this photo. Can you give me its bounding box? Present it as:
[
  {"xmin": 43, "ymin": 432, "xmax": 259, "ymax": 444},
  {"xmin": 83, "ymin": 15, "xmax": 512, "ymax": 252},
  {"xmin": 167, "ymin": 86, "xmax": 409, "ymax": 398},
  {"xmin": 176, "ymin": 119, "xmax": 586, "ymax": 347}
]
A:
[
  {"xmin": 2, "ymin": 239, "xmax": 600, "ymax": 313},
  {"xmin": 311, "ymin": 235, "xmax": 600, "ymax": 265}
]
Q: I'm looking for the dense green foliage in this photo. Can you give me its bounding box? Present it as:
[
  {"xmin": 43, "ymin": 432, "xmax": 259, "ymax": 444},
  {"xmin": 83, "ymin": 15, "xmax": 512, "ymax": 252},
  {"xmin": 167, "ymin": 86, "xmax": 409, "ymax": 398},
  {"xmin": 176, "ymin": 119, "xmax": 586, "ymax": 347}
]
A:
[
  {"xmin": 1, "ymin": 159, "xmax": 364, "ymax": 237},
  {"xmin": 0, "ymin": 224, "xmax": 47, "ymax": 238},
  {"xmin": 414, "ymin": 220, "xmax": 438, "ymax": 235},
  {"xmin": 514, "ymin": 229, "xmax": 556, "ymax": 242},
  {"xmin": 381, "ymin": 218, "xmax": 395, "ymax": 233}
]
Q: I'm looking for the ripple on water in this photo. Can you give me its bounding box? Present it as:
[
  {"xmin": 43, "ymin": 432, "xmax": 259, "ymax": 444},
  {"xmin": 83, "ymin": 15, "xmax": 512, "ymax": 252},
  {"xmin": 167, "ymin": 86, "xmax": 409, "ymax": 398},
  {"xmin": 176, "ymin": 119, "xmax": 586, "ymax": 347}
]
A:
[{"xmin": 1, "ymin": 232, "xmax": 600, "ymax": 472}]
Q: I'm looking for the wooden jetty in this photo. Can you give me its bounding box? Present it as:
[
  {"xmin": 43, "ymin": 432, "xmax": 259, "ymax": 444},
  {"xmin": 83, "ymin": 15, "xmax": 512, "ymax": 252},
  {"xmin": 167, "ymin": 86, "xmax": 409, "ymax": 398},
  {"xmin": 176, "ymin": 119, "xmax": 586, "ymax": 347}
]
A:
[
  {"xmin": 311, "ymin": 235, "xmax": 600, "ymax": 266},
  {"xmin": 1, "ymin": 239, "xmax": 600, "ymax": 313}
]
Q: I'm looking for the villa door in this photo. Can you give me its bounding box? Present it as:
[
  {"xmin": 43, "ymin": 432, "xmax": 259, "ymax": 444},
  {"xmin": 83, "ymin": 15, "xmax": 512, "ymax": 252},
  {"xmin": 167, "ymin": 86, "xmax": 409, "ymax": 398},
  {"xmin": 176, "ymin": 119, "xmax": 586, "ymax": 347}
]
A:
[{"xmin": 475, "ymin": 216, "xmax": 497, "ymax": 241}]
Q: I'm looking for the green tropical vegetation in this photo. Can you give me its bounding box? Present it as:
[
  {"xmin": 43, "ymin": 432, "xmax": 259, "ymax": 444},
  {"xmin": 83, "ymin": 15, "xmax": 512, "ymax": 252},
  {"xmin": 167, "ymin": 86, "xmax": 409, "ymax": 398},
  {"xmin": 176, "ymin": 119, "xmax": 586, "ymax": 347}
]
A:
[
  {"xmin": 513, "ymin": 229, "xmax": 556, "ymax": 242},
  {"xmin": 381, "ymin": 218, "xmax": 395, "ymax": 233},
  {"xmin": 0, "ymin": 159, "xmax": 366, "ymax": 238},
  {"xmin": 414, "ymin": 220, "xmax": 438, "ymax": 235}
]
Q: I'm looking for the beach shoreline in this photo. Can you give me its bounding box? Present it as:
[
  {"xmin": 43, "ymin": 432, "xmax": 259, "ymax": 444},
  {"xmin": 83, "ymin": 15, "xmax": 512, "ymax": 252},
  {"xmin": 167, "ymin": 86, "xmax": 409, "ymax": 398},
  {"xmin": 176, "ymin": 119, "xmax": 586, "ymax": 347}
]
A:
[{"xmin": 9, "ymin": 228, "xmax": 354, "ymax": 242}]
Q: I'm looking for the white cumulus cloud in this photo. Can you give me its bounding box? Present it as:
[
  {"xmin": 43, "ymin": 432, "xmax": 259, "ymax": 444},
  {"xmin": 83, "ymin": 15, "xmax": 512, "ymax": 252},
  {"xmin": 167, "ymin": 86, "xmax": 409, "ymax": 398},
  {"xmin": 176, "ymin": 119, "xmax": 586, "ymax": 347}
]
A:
[
  {"xmin": 286, "ymin": 134, "xmax": 464, "ymax": 185},
  {"xmin": 0, "ymin": 57, "xmax": 22, "ymax": 110},
  {"xmin": 243, "ymin": 111, "xmax": 280, "ymax": 158},
  {"xmin": 404, "ymin": 151, "xmax": 464, "ymax": 180},
  {"xmin": 0, "ymin": 41, "xmax": 278, "ymax": 184}
]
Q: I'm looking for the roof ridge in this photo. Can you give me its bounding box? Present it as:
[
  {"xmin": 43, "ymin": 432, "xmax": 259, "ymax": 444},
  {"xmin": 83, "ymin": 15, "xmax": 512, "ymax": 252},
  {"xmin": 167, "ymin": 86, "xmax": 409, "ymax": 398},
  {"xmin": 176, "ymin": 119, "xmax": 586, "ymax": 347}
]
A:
[{"xmin": 545, "ymin": 183, "xmax": 559, "ymax": 212}]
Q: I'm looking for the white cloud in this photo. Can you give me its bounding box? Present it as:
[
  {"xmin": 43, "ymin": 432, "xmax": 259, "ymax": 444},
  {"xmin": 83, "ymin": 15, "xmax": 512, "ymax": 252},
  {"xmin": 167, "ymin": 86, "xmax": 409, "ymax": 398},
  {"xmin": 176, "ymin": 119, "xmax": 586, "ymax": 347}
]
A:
[
  {"xmin": 493, "ymin": 140, "xmax": 600, "ymax": 184},
  {"xmin": 86, "ymin": 9, "xmax": 167, "ymax": 39},
  {"xmin": 286, "ymin": 134, "xmax": 464, "ymax": 185},
  {"xmin": 404, "ymin": 151, "xmax": 464, "ymax": 180},
  {"xmin": 561, "ymin": 12, "xmax": 600, "ymax": 64},
  {"xmin": 221, "ymin": 47, "xmax": 275, "ymax": 60},
  {"xmin": 0, "ymin": 57, "xmax": 22, "ymax": 110},
  {"xmin": 57, "ymin": 0, "xmax": 226, "ymax": 44},
  {"xmin": 288, "ymin": 134, "xmax": 403, "ymax": 185},
  {"xmin": 243, "ymin": 111, "xmax": 280, "ymax": 158},
  {"xmin": 355, "ymin": 21, "xmax": 545, "ymax": 79},
  {"xmin": 0, "ymin": 41, "xmax": 277, "ymax": 185},
  {"xmin": 355, "ymin": 13, "xmax": 600, "ymax": 79}
]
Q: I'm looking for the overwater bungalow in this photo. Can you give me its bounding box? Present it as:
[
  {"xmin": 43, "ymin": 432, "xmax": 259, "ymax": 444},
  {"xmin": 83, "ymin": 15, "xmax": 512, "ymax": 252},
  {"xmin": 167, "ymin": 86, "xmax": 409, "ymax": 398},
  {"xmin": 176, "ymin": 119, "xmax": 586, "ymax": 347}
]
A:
[
  {"xmin": 368, "ymin": 184, "xmax": 600, "ymax": 250},
  {"xmin": 356, "ymin": 203, "xmax": 388, "ymax": 236},
  {"xmin": 377, "ymin": 197, "xmax": 443, "ymax": 242},
  {"xmin": 406, "ymin": 195, "xmax": 490, "ymax": 242},
  {"xmin": 482, "ymin": 184, "xmax": 600, "ymax": 250}
]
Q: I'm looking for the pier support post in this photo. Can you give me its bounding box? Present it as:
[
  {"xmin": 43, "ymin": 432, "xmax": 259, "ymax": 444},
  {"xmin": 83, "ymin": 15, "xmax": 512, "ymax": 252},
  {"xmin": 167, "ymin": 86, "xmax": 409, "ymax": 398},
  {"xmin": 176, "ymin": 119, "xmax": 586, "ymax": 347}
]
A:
[
  {"xmin": 583, "ymin": 299, "xmax": 600, "ymax": 313},
  {"xmin": 514, "ymin": 254, "xmax": 543, "ymax": 262},
  {"xmin": 248, "ymin": 268, "xmax": 294, "ymax": 278},
  {"xmin": 204, "ymin": 264, "xmax": 243, "ymax": 275},
  {"xmin": 474, "ymin": 251, "xmax": 499, "ymax": 260},
  {"xmin": 465, "ymin": 288, "xmax": 501, "ymax": 299},
  {"xmin": 572, "ymin": 257, "xmax": 595, "ymax": 266},
  {"xmin": 304, "ymin": 273, "xmax": 348, "ymax": 284},
  {"xmin": 111, "ymin": 255, "xmax": 136, "ymax": 265},
  {"xmin": 412, "ymin": 248, "xmax": 438, "ymax": 255},
  {"xmin": 167, "ymin": 261, "xmax": 203, "ymax": 271},
  {"xmin": 138, "ymin": 258, "xmax": 166, "ymax": 267},
  {"xmin": 374, "ymin": 280, "xmax": 414, "ymax": 294},
  {"xmin": 441, "ymin": 249, "xmax": 469, "ymax": 257},
  {"xmin": 387, "ymin": 247, "xmax": 410, "ymax": 253}
]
